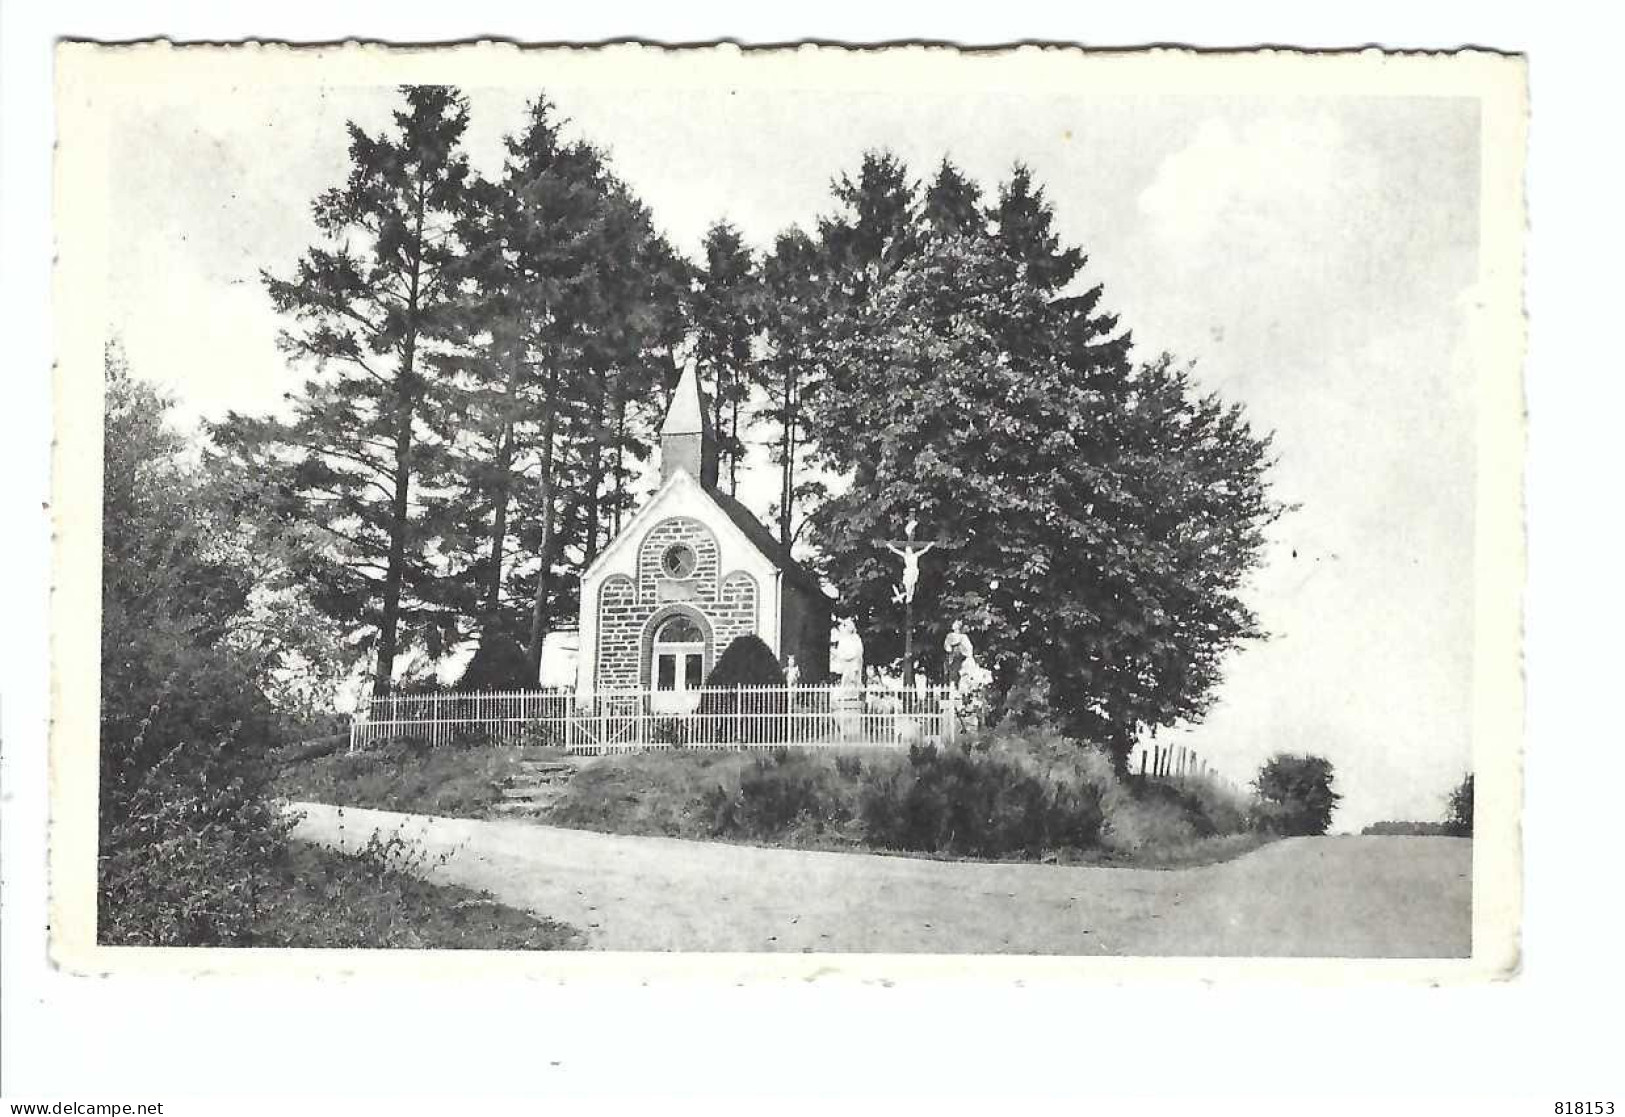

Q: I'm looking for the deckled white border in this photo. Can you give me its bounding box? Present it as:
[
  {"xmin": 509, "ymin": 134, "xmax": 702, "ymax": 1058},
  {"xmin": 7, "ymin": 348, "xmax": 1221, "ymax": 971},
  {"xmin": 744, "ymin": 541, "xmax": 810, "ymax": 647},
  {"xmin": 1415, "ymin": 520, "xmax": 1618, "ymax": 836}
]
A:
[{"xmin": 49, "ymin": 41, "xmax": 1527, "ymax": 982}]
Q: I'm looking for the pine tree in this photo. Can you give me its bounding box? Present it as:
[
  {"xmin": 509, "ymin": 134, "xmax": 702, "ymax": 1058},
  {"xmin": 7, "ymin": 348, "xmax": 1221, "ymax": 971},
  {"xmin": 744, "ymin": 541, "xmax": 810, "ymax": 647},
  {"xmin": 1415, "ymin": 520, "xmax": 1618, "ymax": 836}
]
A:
[
  {"xmin": 816, "ymin": 150, "xmax": 923, "ymax": 305},
  {"xmin": 691, "ymin": 221, "xmax": 759, "ymax": 494},
  {"xmin": 214, "ymin": 86, "xmax": 473, "ymax": 696},
  {"xmin": 440, "ymin": 99, "xmax": 687, "ymax": 677},
  {"xmin": 759, "ymin": 227, "xmax": 828, "ymax": 548},
  {"xmin": 921, "ymin": 157, "xmax": 983, "ymax": 238}
]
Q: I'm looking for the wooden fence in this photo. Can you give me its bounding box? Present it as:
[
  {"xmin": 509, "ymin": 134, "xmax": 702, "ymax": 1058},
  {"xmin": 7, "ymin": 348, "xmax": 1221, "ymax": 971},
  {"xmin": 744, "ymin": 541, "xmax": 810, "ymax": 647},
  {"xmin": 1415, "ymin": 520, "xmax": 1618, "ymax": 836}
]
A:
[
  {"xmin": 1132, "ymin": 742, "xmax": 1245, "ymax": 796},
  {"xmin": 349, "ymin": 684, "xmax": 962, "ymax": 755}
]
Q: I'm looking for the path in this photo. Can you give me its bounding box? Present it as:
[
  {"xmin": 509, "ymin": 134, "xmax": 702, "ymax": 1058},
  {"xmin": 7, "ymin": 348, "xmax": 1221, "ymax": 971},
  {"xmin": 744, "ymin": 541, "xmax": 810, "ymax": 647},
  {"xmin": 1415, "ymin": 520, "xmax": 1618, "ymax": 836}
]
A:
[{"xmin": 288, "ymin": 802, "xmax": 1471, "ymax": 956}]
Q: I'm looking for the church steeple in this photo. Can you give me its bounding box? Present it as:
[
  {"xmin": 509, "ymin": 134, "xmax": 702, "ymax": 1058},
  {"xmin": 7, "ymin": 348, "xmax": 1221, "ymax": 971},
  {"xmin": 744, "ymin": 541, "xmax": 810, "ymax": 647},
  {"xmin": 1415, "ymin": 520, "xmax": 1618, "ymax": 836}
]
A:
[{"xmin": 660, "ymin": 360, "xmax": 719, "ymax": 489}]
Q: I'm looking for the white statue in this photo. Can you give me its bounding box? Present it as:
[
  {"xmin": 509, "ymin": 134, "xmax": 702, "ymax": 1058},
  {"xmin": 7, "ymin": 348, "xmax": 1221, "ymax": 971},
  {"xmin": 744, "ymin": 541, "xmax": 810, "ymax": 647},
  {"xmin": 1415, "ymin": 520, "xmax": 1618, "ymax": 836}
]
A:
[
  {"xmin": 784, "ymin": 655, "xmax": 800, "ymax": 688},
  {"xmin": 883, "ymin": 517, "xmax": 937, "ymax": 605},
  {"xmin": 943, "ymin": 619, "xmax": 975, "ymax": 686},
  {"xmin": 831, "ymin": 617, "xmax": 866, "ymax": 687}
]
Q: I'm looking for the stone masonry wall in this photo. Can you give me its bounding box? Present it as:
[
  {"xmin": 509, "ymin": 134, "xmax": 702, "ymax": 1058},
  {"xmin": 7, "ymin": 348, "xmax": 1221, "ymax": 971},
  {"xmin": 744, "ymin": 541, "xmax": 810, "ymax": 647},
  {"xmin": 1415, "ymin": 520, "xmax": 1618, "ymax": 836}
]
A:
[{"xmin": 593, "ymin": 516, "xmax": 761, "ymax": 690}]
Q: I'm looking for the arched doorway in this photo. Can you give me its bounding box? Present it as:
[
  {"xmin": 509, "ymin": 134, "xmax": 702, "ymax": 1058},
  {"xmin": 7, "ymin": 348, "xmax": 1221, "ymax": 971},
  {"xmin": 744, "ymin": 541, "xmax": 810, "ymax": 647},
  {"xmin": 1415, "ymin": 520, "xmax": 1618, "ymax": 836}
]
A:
[{"xmin": 649, "ymin": 611, "xmax": 708, "ymax": 713}]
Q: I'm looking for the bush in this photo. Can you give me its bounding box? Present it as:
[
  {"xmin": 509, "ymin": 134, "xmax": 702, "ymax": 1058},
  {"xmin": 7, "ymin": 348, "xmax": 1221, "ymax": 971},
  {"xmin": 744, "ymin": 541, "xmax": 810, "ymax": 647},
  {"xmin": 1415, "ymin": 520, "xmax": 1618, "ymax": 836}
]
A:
[
  {"xmin": 996, "ymin": 655, "xmax": 1053, "ymax": 729},
  {"xmin": 705, "ymin": 634, "xmax": 787, "ymax": 687},
  {"xmin": 99, "ymin": 721, "xmax": 295, "ymax": 946},
  {"xmin": 1251, "ymin": 753, "xmax": 1341, "ymax": 836},
  {"xmin": 97, "ymin": 358, "xmax": 307, "ymax": 945},
  {"xmin": 456, "ymin": 631, "xmax": 534, "ymax": 691},
  {"xmin": 704, "ymin": 748, "xmax": 858, "ymax": 839},
  {"xmin": 1445, "ymin": 772, "xmax": 1474, "ymax": 837},
  {"xmin": 857, "ymin": 739, "xmax": 1107, "ymax": 858},
  {"xmin": 697, "ymin": 634, "xmax": 788, "ymax": 743},
  {"xmin": 545, "ymin": 723, "xmax": 1262, "ymax": 865}
]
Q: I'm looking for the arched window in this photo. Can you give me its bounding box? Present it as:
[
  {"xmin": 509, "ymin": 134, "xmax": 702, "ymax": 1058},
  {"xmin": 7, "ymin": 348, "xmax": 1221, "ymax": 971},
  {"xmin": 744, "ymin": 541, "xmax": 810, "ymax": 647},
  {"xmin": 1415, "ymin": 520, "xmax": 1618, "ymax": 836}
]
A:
[
  {"xmin": 654, "ymin": 614, "xmax": 704, "ymax": 644},
  {"xmin": 651, "ymin": 611, "xmax": 707, "ymax": 696}
]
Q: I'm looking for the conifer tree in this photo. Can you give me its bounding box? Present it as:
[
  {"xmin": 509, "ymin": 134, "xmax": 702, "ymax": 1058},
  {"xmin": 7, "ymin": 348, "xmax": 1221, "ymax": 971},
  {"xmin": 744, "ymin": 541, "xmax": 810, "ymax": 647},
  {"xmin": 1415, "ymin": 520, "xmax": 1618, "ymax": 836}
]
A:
[
  {"xmin": 691, "ymin": 221, "xmax": 759, "ymax": 494},
  {"xmin": 816, "ymin": 150, "xmax": 923, "ymax": 305},
  {"xmin": 214, "ymin": 86, "xmax": 473, "ymax": 696},
  {"xmin": 759, "ymin": 227, "xmax": 828, "ymax": 548},
  {"xmin": 921, "ymin": 157, "xmax": 983, "ymax": 238},
  {"xmin": 442, "ymin": 99, "xmax": 686, "ymax": 677}
]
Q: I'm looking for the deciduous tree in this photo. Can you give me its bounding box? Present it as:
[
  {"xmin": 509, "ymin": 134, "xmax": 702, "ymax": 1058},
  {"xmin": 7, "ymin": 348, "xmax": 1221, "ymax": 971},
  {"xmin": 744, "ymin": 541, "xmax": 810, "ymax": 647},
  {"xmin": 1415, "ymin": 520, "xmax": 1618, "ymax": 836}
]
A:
[
  {"xmin": 1252, "ymin": 753, "xmax": 1341, "ymax": 836},
  {"xmin": 804, "ymin": 169, "xmax": 1280, "ymax": 766}
]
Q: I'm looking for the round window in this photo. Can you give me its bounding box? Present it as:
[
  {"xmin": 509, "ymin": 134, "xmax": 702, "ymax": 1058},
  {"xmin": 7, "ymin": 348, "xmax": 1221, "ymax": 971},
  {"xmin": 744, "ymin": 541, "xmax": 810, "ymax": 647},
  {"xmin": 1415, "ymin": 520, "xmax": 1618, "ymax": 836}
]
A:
[{"xmin": 662, "ymin": 542, "xmax": 698, "ymax": 579}]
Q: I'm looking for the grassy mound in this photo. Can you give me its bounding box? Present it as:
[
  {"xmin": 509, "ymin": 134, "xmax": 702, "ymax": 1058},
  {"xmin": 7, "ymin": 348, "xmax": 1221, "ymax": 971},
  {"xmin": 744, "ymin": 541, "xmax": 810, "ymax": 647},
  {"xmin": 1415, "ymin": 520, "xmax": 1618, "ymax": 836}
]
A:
[
  {"xmin": 545, "ymin": 726, "xmax": 1263, "ymax": 867},
  {"xmin": 252, "ymin": 839, "xmax": 581, "ymax": 949},
  {"xmin": 274, "ymin": 737, "xmax": 521, "ymax": 817}
]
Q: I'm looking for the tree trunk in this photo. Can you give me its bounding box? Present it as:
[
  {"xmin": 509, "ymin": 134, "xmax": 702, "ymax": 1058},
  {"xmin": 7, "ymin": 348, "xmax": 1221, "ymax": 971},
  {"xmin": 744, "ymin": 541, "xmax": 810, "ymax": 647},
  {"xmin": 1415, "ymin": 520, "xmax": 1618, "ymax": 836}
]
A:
[
  {"xmin": 583, "ymin": 374, "xmax": 610, "ymax": 566},
  {"xmin": 584, "ymin": 443, "xmax": 604, "ymax": 567},
  {"xmin": 374, "ymin": 389, "xmax": 414, "ymax": 698},
  {"xmin": 728, "ymin": 392, "xmax": 741, "ymax": 496},
  {"xmin": 480, "ymin": 356, "xmax": 521, "ymax": 622},
  {"xmin": 372, "ymin": 180, "xmax": 428, "ymax": 698},
  {"xmin": 777, "ymin": 364, "xmax": 797, "ymax": 548},
  {"xmin": 525, "ymin": 362, "xmax": 561, "ymax": 679},
  {"xmin": 612, "ymin": 393, "xmax": 627, "ymax": 539}
]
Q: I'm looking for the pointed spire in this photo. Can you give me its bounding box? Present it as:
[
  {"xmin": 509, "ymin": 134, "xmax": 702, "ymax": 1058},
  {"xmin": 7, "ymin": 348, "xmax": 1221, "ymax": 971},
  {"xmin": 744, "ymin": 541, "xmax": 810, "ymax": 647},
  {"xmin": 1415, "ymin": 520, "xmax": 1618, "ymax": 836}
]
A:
[{"xmin": 660, "ymin": 359, "xmax": 718, "ymax": 488}]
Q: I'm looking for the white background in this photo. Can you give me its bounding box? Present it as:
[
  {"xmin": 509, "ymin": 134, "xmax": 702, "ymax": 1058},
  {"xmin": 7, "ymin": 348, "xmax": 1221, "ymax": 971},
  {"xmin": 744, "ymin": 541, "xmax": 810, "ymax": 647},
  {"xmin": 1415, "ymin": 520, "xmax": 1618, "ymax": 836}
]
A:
[{"xmin": 3, "ymin": 1, "xmax": 1620, "ymax": 1109}]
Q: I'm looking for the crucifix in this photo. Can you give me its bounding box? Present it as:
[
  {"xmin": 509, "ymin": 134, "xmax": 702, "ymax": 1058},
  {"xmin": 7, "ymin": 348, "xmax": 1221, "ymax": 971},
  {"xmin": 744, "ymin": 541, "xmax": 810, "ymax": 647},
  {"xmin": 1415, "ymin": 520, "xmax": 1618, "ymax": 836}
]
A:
[{"xmin": 880, "ymin": 517, "xmax": 952, "ymax": 686}]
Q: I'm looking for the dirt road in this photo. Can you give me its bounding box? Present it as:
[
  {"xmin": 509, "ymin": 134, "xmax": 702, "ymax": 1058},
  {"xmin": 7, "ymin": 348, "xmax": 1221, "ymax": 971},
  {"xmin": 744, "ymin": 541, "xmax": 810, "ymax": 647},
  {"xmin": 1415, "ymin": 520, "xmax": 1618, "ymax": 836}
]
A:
[{"xmin": 289, "ymin": 802, "xmax": 1471, "ymax": 956}]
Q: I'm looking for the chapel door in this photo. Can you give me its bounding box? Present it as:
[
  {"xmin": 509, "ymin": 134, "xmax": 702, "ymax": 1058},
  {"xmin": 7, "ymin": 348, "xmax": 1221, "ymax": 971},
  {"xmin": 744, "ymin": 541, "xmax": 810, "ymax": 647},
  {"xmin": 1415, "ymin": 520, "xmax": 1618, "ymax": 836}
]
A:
[{"xmin": 650, "ymin": 614, "xmax": 707, "ymax": 714}]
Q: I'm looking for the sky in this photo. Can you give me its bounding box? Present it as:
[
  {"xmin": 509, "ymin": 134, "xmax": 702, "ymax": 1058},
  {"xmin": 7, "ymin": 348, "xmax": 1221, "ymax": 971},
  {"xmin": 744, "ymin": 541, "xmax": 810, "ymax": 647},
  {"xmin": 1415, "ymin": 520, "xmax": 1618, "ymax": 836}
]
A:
[{"xmin": 103, "ymin": 76, "xmax": 1483, "ymax": 831}]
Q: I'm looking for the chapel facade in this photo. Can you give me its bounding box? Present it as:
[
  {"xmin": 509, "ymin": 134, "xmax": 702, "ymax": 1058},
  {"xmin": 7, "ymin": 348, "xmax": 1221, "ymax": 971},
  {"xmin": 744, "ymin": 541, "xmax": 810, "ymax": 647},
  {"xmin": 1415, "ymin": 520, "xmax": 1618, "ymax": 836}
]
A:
[{"xmin": 574, "ymin": 361, "xmax": 832, "ymax": 705}]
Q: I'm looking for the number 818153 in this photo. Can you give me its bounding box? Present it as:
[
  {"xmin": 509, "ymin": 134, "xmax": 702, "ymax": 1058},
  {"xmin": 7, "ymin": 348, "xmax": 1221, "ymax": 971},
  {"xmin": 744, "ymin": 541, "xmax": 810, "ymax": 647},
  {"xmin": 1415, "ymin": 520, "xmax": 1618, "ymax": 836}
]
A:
[{"xmin": 1556, "ymin": 1104, "xmax": 1615, "ymax": 1114}]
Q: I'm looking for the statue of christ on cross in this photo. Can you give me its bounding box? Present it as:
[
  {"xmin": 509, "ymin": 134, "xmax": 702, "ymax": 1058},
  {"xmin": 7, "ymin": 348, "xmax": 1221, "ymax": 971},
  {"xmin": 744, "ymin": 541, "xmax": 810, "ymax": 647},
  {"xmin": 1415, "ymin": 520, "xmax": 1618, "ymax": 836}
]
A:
[
  {"xmin": 883, "ymin": 518, "xmax": 937, "ymax": 605},
  {"xmin": 878, "ymin": 517, "xmax": 952, "ymax": 686}
]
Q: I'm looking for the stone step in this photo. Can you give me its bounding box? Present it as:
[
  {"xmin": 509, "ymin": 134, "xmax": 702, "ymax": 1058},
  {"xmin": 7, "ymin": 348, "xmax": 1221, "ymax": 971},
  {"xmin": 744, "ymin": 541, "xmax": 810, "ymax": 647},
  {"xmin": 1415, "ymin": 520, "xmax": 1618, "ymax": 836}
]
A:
[
  {"xmin": 490, "ymin": 801, "xmax": 550, "ymax": 815},
  {"xmin": 500, "ymin": 786, "xmax": 563, "ymax": 800}
]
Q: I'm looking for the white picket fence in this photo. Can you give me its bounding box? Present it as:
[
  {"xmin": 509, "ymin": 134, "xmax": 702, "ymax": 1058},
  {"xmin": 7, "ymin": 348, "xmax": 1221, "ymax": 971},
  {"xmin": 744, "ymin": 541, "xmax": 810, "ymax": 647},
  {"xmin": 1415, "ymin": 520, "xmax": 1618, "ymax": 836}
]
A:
[{"xmin": 349, "ymin": 684, "xmax": 962, "ymax": 755}]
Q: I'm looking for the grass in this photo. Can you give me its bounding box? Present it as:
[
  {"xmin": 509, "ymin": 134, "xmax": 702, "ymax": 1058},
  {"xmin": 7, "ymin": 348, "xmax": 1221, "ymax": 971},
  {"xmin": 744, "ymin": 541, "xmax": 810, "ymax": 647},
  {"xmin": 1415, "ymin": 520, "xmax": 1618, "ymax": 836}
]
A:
[
  {"xmin": 544, "ymin": 740, "xmax": 1267, "ymax": 870},
  {"xmin": 250, "ymin": 839, "xmax": 583, "ymax": 949},
  {"xmin": 544, "ymin": 748, "xmax": 761, "ymax": 838},
  {"xmin": 273, "ymin": 739, "xmax": 521, "ymax": 817},
  {"xmin": 274, "ymin": 729, "xmax": 1269, "ymax": 871}
]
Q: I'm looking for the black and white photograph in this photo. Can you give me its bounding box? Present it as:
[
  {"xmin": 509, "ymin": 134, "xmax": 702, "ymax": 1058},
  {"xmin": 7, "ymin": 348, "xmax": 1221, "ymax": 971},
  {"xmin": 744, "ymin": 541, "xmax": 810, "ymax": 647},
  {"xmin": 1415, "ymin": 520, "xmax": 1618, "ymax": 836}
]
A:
[{"xmin": 47, "ymin": 43, "xmax": 1523, "ymax": 971}]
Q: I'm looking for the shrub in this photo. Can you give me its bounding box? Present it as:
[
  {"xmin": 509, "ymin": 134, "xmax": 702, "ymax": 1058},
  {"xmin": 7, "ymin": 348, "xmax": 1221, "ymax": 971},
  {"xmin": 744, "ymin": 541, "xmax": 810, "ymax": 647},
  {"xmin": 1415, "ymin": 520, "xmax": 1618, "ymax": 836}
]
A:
[
  {"xmin": 996, "ymin": 655, "xmax": 1054, "ymax": 729},
  {"xmin": 1251, "ymin": 753, "xmax": 1341, "ymax": 836},
  {"xmin": 544, "ymin": 723, "xmax": 1262, "ymax": 865},
  {"xmin": 1445, "ymin": 772, "xmax": 1474, "ymax": 837},
  {"xmin": 857, "ymin": 739, "xmax": 1107, "ymax": 858},
  {"xmin": 705, "ymin": 634, "xmax": 787, "ymax": 688},
  {"xmin": 705, "ymin": 748, "xmax": 857, "ymax": 838},
  {"xmin": 697, "ymin": 634, "xmax": 788, "ymax": 743},
  {"xmin": 456, "ymin": 631, "xmax": 534, "ymax": 691},
  {"xmin": 99, "ymin": 725, "xmax": 296, "ymax": 946}
]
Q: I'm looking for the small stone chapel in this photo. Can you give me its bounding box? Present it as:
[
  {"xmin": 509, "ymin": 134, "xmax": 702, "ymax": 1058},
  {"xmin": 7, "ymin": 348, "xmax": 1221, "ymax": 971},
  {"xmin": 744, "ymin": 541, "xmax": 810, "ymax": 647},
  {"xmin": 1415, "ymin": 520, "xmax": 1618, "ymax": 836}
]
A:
[{"xmin": 574, "ymin": 362, "xmax": 832, "ymax": 705}]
